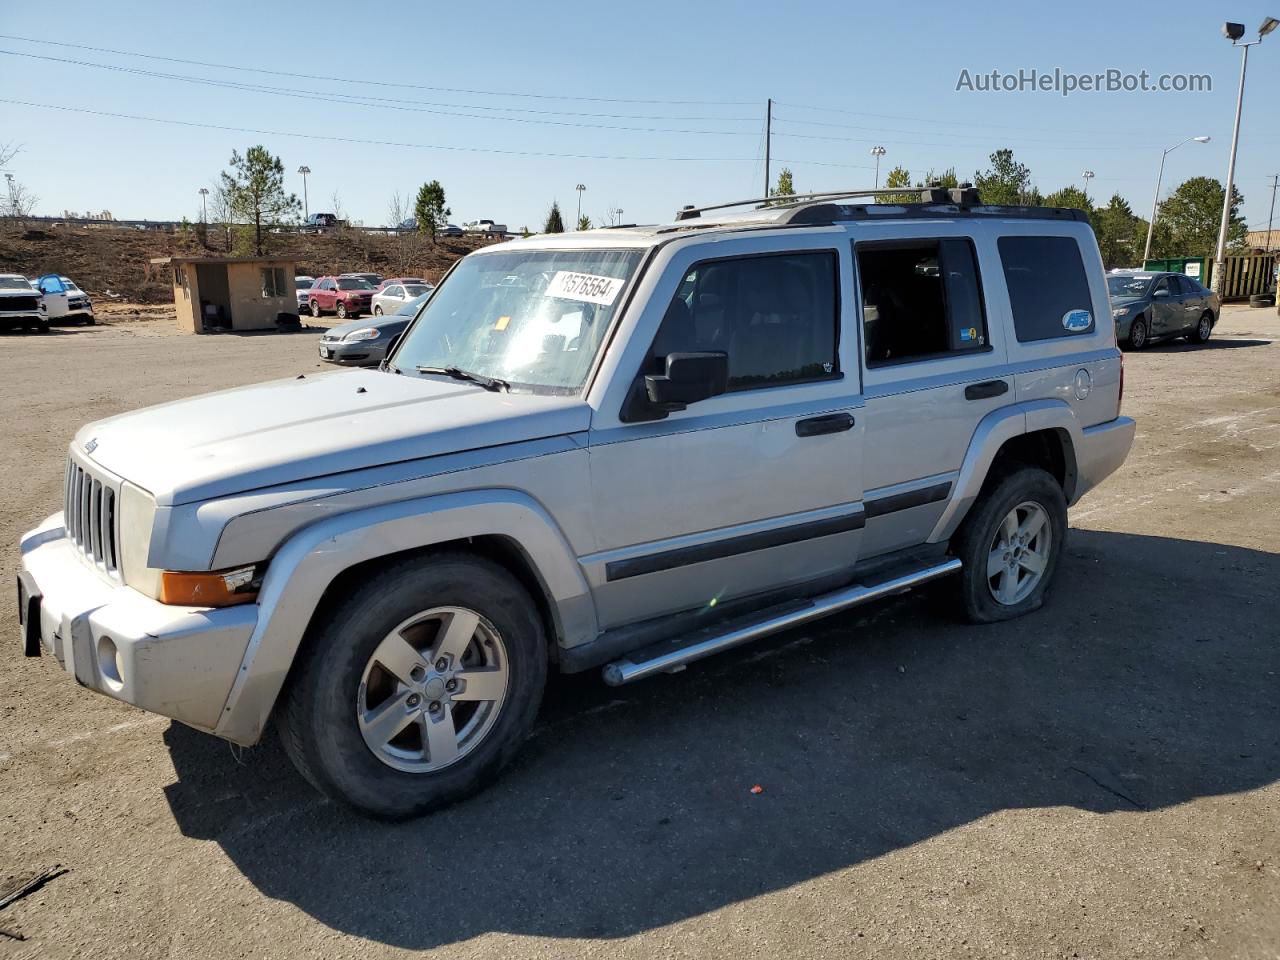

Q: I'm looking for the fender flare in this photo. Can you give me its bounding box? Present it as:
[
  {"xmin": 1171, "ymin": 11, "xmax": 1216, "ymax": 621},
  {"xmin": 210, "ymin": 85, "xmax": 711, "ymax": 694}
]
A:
[
  {"xmin": 212, "ymin": 489, "xmax": 596, "ymax": 745},
  {"xmin": 928, "ymin": 399, "xmax": 1082, "ymax": 543}
]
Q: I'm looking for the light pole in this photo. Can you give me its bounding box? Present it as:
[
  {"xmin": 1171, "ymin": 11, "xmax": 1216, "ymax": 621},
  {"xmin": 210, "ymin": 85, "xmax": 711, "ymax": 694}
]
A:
[
  {"xmin": 575, "ymin": 184, "xmax": 586, "ymax": 228},
  {"xmin": 1081, "ymin": 170, "xmax": 1095, "ymax": 200},
  {"xmin": 1143, "ymin": 136, "xmax": 1211, "ymax": 263},
  {"xmin": 870, "ymin": 146, "xmax": 886, "ymax": 189},
  {"xmin": 1266, "ymin": 174, "xmax": 1278, "ymax": 252},
  {"xmin": 1211, "ymin": 17, "xmax": 1278, "ymax": 292},
  {"xmin": 198, "ymin": 187, "xmax": 209, "ymax": 223},
  {"xmin": 297, "ymin": 165, "xmax": 311, "ymax": 220},
  {"xmin": 3, "ymin": 173, "xmax": 15, "ymax": 215}
]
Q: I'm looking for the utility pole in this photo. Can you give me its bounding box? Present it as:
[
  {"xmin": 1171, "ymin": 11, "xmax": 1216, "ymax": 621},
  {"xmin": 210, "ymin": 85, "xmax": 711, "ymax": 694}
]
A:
[
  {"xmin": 297, "ymin": 165, "xmax": 311, "ymax": 220},
  {"xmin": 1267, "ymin": 174, "xmax": 1278, "ymax": 253},
  {"xmin": 764, "ymin": 98, "xmax": 772, "ymax": 199}
]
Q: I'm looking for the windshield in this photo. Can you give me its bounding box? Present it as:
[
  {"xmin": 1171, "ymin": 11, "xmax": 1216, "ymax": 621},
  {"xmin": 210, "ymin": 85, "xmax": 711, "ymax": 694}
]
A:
[
  {"xmin": 1108, "ymin": 275, "xmax": 1152, "ymax": 298},
  {"xmin": 62, "ymin": 279, "xmax": 80, "ymax": 292},
  {"xmin": 391, "ymin": 247, "xmax": 644, "ymax": 390},
  {"xmin": 396, "ymin": 292, "xmax": 431, "ymax": 315},
  {"xmin": 337, "ymin": 278, "xmax": 375, "ymax": 291},
  {"xmin": 0, "ymin": 277, "xmax": 32, "ymax": 290}
]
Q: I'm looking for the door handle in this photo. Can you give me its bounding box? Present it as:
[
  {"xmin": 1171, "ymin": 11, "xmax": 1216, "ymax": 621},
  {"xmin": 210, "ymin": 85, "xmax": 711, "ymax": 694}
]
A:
[
  {"xmin": 795, "ymin": 412, "xmax": 855, "ymax": 437},
  {"xmin": 964, "ymin": 379, "xmax": 1009, "ymax": 401}
]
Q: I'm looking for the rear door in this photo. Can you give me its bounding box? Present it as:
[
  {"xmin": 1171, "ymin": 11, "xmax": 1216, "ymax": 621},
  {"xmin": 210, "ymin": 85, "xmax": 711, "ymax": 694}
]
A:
[
  {"xmin": 1172, "ymin": 275, "xmax": 1202, "ymax": 332},
  {"xmin": 585, "ymin": 232, "xmax": 865, "ymax": 629},
  {"xmin": 853, "ymin": 224, "xmax": 1007, "ymax": 557}
]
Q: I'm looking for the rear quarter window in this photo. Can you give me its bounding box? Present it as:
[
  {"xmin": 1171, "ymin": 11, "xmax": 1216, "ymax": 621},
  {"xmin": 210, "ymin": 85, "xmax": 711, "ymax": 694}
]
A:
[{"xmin": 997, "ymin": 236, "xmax": 1094, "ymax": 342}]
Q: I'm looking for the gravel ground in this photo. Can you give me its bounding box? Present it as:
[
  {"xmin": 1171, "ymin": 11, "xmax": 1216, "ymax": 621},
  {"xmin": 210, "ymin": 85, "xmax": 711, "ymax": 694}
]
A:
[{"xmin": 1, "ymin": 306, "xmax": 1278, "ymax": 959}]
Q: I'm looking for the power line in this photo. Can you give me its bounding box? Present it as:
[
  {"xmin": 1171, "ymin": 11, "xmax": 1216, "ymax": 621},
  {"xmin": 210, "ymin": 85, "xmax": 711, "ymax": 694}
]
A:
[
  {"xmin": 0, "ymin": 50, "xmax": 761, "ymax": 137},
  {"xmin": 0, "ymin": 97, "xmax": 802, "ymax": 164},
  {"xmin": 0, "ymin": 33, "xmax": 753, "ymax": 106}
]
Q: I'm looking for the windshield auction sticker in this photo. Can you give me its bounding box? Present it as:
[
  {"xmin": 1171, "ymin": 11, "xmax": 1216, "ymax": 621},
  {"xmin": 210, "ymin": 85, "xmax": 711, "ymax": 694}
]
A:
[{"xmin": 545, "ymin": 271, "xmax": 624, "ymax": 306}]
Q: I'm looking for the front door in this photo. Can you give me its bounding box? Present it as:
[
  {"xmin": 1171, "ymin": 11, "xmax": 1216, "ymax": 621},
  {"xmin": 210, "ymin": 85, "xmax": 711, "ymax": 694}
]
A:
[
  {"xmin": 584, "ymin": 236, "xmax": 865, "ymax": 629},
  {"xmin": 38, "ymin": 276, "xmax": 68, "ymax": 318},
  {"xmin": 1149, "ymin": 276, "xmax": 1180, "ymax": 338}
]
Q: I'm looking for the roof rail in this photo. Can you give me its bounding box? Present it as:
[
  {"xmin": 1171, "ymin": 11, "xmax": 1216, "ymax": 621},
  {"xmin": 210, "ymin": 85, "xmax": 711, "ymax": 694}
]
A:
[{"xmin": 674, "ymin": 184, "xmax": 988, "ymax": 221}]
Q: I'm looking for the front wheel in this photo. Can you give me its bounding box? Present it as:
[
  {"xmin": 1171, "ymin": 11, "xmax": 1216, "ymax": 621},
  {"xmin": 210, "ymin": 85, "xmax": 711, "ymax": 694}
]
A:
[
  {"xmin": 374, "ymin": 305, "xmax": 383, "ymax": 316},
  {"xmin": 1190, "ymin": 311, "xmax": 1213, "ymax": 344},
  {"xmin": 309, "ymin": 299, "xmax": 322, "ymax": 318},
  {"xmin": 951, "ymin": 466, "xmax": 1067, "ymax": 624},
  {"xmin": 336, "ymin": 302, "xmax": 348, "ymax": 320},
  {"xmin": 278, "ymin": 553, "xmax": 547, "ymax": 819},
  {"xmin": 1126, "ymin": 318, "xmax": 1148, "ymax": 350}
]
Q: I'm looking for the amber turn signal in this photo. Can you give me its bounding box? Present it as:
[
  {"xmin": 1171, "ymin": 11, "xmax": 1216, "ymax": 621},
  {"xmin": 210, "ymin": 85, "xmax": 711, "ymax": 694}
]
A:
[{"xmin": 159, "ymin": 565, "xmax": 260, "ymax": 607}]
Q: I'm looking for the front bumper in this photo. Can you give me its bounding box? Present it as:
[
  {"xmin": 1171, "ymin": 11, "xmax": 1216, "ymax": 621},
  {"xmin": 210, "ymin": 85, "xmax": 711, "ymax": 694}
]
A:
[
  {"xmin": 318, "ymin": 338, "xmax": 385, "ymax": 366},
  {"xmin": 18, "ymin": 512, "xmax": 258, "ymax": 735},
  {"xmin": 1073, "ymin": 415, "xmax": 1136, "ymax": 503}
]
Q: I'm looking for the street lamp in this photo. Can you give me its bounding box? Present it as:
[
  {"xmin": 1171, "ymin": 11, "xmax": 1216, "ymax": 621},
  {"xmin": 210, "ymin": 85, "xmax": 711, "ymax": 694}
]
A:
[
  {"xmin": 1081, "ymin": 170, "xmax": 1095, "ymax": 199},
  {"xmin": 575, "ymin": 183, "xmax": 586, "ymax": 228},
  {"xmin": 1211, "ymin": 17, "xmax": 1277, "ymax": 292},
  {"xmin": 198, "ymin": 187, "xmax": 209, "ymax": 223},
  {"xmin": 297, "ymin": 165, "xmax": 311, "ymax": 220},
  {"xmin": 1142, "ymin": 136, "xmax": 1211, "ymax": 263},
  {"xmin": 870, "ymin": 146, "xmax": 886, "ymax": 188}
]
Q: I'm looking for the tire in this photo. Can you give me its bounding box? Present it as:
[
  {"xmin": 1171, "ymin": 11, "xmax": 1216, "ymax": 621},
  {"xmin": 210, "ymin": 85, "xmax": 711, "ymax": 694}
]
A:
[
  {"xmin": 278, "ymin": 553, "xmax": 548, "ymax": 819},
  {"xmin": 336, "ymin": 302, "xmax": 348, "ymax": 320},
  {"xmin": 34, "ymin": 320, "xmax": 49, "ymax": 335},
  {"xmin": 309, "ymin": 299, "xmax": 322, "ymax": 318},
  {"xmin": 1126, "ymin": 317, "xmax": 1148, "ymax": 350},
  {"xmin": 374, "ymin": 305, "xmax": 383, "ymax": 316},
  {"xmin": 951, "ymin": 465, "xmax": 1067, "ymax": 624},
  {"xmin": 1190, "ymin": 311, "xmax": 1213, "ymax": 344},
  {"xmin": 84, "ymin": 315, "xmax": 96, "ymax": 326},
  {"xmin": 1249, "ymin": 293, "xmax": 1274, "ymax": 308}
]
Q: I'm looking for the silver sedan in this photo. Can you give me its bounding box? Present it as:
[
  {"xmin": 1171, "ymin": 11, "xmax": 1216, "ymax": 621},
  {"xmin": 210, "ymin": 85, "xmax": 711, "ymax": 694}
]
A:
[{"xmin": 371, "ymin": 282, "xmax": 433, "ymax": 317}]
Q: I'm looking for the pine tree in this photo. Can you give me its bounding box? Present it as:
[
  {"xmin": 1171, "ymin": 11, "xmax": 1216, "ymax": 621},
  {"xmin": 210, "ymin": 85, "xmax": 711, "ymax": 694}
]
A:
[{"xmin": 544, "ymin": 201, "xmax": 565, "ymax": 233}]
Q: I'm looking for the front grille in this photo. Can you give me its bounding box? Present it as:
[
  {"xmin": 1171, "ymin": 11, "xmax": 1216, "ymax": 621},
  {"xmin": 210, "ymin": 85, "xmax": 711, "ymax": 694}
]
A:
[
  {"xmin": 1, "ymin": 295, "xmax": 40, "ymax": 313},
  {"xmin": 64, "ymin": 456, "xmax": 120, "ymax": 576}
]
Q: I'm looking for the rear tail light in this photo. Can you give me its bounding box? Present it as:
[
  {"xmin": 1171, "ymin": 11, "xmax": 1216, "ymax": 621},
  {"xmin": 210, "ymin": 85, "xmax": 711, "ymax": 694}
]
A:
[{"xmin": 1117, "ymin": 354, "xmax": 1125, "ymax": 416}]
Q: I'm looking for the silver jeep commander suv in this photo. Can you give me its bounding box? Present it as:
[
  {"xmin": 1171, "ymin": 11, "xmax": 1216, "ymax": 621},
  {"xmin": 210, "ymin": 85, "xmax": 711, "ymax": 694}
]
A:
[{"xmin": 18, "ymin": 186, "xmax": 1135, "ymax": 818}]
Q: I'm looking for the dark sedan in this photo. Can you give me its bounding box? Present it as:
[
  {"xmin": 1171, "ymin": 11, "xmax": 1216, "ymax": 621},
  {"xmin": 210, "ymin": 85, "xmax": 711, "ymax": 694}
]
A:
[
  {"xmin": 317, "ymin": 292, "xmax": 428, "ymax": 366},
  {"xmin": 1108, "ymin": 271, "xmax": 1219, "ymax": 350}
]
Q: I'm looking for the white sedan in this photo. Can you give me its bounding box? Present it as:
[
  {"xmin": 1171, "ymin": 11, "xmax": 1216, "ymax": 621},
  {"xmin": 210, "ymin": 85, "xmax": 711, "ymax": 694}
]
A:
[{"xmin": 371, "ymin": 281, "xmax": 433, "ymax": 316}]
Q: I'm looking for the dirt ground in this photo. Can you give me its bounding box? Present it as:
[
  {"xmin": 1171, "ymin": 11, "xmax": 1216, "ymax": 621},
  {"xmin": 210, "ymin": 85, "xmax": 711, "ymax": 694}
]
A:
[{"xmin": 1, "ymin": 306, "xmax": 1278, "ymax": 959}]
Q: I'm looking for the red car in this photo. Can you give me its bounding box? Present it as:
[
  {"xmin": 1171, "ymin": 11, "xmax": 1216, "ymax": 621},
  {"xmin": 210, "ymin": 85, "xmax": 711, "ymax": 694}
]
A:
[{"xmin": 306, "ymin": 275, "xmax": 376, "ymax": 319}]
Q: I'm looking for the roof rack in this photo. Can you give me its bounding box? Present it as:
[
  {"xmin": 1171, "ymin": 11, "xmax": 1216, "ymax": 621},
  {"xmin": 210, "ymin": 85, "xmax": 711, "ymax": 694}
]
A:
[
  {"xmin": 674, "ymin": 185, "xmax": 981, "ymax": 221},
  {"xmin": 672, "ymin": 183, "xmax": 1089, "ymax": 227}
]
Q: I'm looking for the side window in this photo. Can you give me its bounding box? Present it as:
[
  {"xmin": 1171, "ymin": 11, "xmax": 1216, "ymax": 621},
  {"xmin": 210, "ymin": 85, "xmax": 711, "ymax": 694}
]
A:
[
  {"xmin": 260, "ymin": 268, "xmax": 286, "ymax": 297},
  {"xmin": 647, "ymin": 251, "xmax": 839, "ymax": 391},
  {"xmin": 386, "ymin": 285, "xmax": 404, "ymax": 298},
  {"xmin": 998, "ymin": 235, "xmax": 1094, "ymax": 341},
  {"xmin": 856, "ymin": 238, "xmax": 988, "ymax": 366},
  {"xmin": 1152, "ymin": 277, "xmax": 1171, "ymax": 298}
]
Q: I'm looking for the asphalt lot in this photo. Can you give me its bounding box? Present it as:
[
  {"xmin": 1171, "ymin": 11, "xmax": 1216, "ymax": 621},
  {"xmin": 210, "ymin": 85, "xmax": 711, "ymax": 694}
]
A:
[{"xmin": 1, "ymin": 306, "xmax": 1278, "ymax": 959}]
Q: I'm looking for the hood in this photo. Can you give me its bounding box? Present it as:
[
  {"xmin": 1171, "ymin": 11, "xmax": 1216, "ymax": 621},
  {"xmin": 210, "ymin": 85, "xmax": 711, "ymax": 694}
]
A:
[
  {"xmin": 326, "ymin": 315, "xmax": 410, "ymax": 338},
  {"xmin": 1109, "ymin": 296, "xmax": 1146, "ymax": 310},
  {"xmin": 0, "ymin": 287, "xmax": 38, "ymax": 297},
  {"xmin": 75, "ymin": 369, "xmax": 591, "ymax": 506}
]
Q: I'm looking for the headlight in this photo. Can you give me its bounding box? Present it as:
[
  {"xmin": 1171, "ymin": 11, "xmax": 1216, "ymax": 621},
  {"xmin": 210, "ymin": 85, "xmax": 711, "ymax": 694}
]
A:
[
  {"xmin": 343, "ymin": 327, "xmax": 379, "ymax": 341},
  {"xmin": 1111, "ymin": 307, "xmax": 1131, "ymax": 320}
]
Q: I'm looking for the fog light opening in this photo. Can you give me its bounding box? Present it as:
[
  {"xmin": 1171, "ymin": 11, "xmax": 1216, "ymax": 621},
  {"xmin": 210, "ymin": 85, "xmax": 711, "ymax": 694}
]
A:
[{"xmin": 97, "ymin": 635, "xmax": 124, "ymax": 689}]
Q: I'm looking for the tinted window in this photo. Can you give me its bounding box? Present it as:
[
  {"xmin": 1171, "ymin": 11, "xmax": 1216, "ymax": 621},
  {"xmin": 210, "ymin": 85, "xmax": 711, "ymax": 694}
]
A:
[
  {"xmin": 998, "ymin": 236, "xmax": 1094, "ymax": 341},
  {"xmin": 649, "ymin": 252, "xmax": 839, "ymax": 391},
  {"xmin": 337, "ymin": 278, "xmax": 375, "ymax": 290},
  {"xmin": 856, "ymin": 238, "xmax": 988, "ymax": 366},
  {"xmin": 384, "ymin": 285, "xmax": 404, "ymax": 298}
]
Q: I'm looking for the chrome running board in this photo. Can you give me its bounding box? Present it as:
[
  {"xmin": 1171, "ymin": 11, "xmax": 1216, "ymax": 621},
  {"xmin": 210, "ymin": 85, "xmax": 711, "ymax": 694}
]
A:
[{"xmin": 601, "ymin": 557, "xmax": 962, "ymax": 685}]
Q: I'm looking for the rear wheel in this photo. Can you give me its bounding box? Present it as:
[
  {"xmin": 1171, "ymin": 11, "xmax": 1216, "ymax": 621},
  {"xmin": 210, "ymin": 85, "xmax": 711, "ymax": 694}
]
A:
[
  {"xmin": 1189, "ymin": 311, "xmax": 1213, "ymax": 344},
  {"xmin": 951, "ymin": 466, "xmax": 1067, "ymax": 624},
  {"xmin": 278, "ymin": 553, "xmax": 547, "ymax": 819},
  {"xmin": 1126, "ymin": 318, "xmax": 1148, "ymax": 350}
]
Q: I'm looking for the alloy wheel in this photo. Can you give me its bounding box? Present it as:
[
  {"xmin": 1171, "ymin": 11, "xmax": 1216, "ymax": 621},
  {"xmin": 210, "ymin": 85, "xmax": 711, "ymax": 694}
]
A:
[
  {"xmin": 986, "ymin": 501, "xmax": 1052, "ymax": 606},
  {"xmin": 356, "ymin": 606, "xmax": 509, "ymax": 773}
]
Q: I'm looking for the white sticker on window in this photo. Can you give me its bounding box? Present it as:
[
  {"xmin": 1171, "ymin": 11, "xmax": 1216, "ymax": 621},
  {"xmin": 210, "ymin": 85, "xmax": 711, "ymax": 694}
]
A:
[{"xmin": 545, "ymin": 270, "xmax": 624, "ymax": 306}]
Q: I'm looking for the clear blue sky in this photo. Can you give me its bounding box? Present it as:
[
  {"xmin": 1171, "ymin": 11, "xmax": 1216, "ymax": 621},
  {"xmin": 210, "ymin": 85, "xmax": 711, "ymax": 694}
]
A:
[{"xmin": 2, "ymin": 0, "xmax": 1278, "ymax": 233}]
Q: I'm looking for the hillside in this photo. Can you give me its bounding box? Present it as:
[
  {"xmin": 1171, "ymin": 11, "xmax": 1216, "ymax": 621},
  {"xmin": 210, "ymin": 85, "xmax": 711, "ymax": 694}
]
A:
[{"xmin": 0, "ymin": 225, "xmax": 499, "ymax": 302}]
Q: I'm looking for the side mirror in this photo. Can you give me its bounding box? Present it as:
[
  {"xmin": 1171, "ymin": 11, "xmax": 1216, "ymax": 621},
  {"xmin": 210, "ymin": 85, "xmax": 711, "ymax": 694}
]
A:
[
  {"xmin": 644, "ymin": 352, "xmax": 729, "ymax": 411},
  {"xmin": 1152, "ymin": 287, "xmax": 1169, "ymax": 298},
  {"xmin": 380, "ymin": 334, "xmax": 403, "ymax": 370}
]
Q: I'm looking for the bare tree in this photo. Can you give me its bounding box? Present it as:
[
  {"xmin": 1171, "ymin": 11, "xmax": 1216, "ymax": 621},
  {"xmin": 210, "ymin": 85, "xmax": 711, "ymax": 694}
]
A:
[
  {"xmin": 206, "ymin": 183, "xmax": 235, "ymax": 250},
  {"xmin": 0, "ymin": 141, "xmax": 20, "ymax": 170},
  {"xmin": 387, "ymin": 190, "xmax": 421, "ymax": 274},
  {"xmin": 330, "ymin": 190, "xmax": 345, "ymax": 223},
  {"xmin": 2, "ymin": 178, "xmax": 39, "ymax": 219}
]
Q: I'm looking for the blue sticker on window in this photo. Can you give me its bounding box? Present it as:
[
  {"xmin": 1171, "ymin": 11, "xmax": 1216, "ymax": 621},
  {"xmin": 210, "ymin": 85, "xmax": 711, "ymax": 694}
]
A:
[{"xmin": 1062, "ymin": 309, "xmax": 1092, "ymax": 332}]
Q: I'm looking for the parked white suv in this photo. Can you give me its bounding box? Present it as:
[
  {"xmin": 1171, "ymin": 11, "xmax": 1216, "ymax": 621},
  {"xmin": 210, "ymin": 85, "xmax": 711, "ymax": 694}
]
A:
[{"xmin": 18, "ymin": 187, "xmax": 1135, "ymax": 818}]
